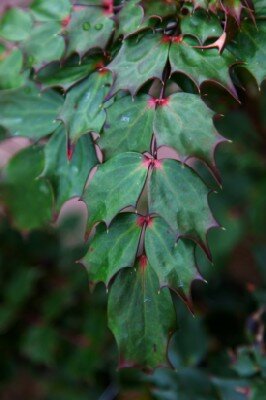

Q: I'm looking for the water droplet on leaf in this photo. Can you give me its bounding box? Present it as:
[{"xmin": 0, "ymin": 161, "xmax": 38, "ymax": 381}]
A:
[
  {"xmin": 82, "ymin": 22, "xmax": 91, "ymax": 31},
  {"xmin": 94, "ymin": 23, "xmax": 103, "ymax": 30}
]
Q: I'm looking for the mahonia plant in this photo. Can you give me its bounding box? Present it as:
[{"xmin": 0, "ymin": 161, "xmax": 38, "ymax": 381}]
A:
[{"xmin": 0, "ymin": 0, "xmax": 265, "ymax": 369}]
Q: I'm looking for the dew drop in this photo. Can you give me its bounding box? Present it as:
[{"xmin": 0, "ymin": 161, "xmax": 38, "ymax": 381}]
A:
[
  {"xmin": 94, "ymin": 23, "xmax": 103, "ymax": 30},
  {"xmin": 82, "ymin": 22, "xmax": 91, "ymax": 31}
]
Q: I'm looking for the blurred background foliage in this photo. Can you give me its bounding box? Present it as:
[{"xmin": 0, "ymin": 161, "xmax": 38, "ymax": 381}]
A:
[{"xmin": 0, "ymin": 77, "xmax": 265, "ymax": 399}]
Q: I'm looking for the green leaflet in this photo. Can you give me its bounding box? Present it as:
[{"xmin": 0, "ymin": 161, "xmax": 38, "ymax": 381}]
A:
[
  {"xmin": 36, "ymin": 55, "xmax": 103, "ymax": 90},
  {"xmin": 0, "ymin": 146, "xmax": 53, "ymax": 230},
  {"xmin": 180, "ymin": 10, "xmax": 223, "ymax": 44},
  {"xmin": 118, "ymin": 1, "xmax": 148, "ymax": 37},
  {"xmin": 108, "ymin": 260, "xmax": 176, "ymax": 369},
  {"xmin": 148, "ymin": 159, "xmax": 214, "ymax": 252},
  {"xmin": 59, "ymin": 71, "xmax": 112, "ymax": 143},
  {"xmin": 23, "ymin": 22, "xmax": 65, "ymax": 68},
  {"xmin": 145, "ymin": 217, "xmax": 199, "ymax": 297},
  {"xmin": 230, "ymin": 21, "xmax": 266, "ymax": 86},
  {"xmin": 82, "ymin": 213, "xmax": 142, "ymax": 285},
  {"xmin": 169, "ymin": 38, "xmax": 236, "ymax": 95},
  {"xmin": 65, "ymin": 7, "xmax": 115, "ymax": 57},
  {"xmin": 100, "ymin": 92, "xmax": 220, "ymax": 167},
  {"xmin": 108, "ymin": 33, "xmax": 169, "ymax": 96},
  {"xmin": 43, "ymin": 127, "xmax": 97, "ymax": 210},
  {"xmin": 99, "ymin": 94, "xmax": 155, "ymax": 158},
  {"xmin": 0, "ymin": 8, "xmax": 33, "ymax": 42},
  {"xmin": 83, "ymin": 153, "xmax": 148, "ymax": 229},
  {"xmin": 0, "ymin": 85, "xmax": 63, "ymax": 139},
  {"xmin": 154, "ymin": 93, "xmax": 221, "ymax": 166},
  {"xmin": 30, "ymin": 0, "xmax": 72, "ymax": 22},
  {"xmin": 0, "ymin": 49, "xmax": 27, "ymax": 90}
]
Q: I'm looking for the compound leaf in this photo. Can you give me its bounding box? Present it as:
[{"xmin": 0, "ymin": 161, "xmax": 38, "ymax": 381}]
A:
[
  {"xmin": 108, "ymin": 259, "xmax": 176, "ymax": 369},
  {"xmin": 83, "ymin": 152, "xmax": 148, "ymax": 229},
  {"xmin": 82, "ymin": 213, "xmax": 142, "ymax": 285}
]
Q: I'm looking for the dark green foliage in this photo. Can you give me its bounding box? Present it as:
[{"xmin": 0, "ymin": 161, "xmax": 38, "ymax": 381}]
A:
[{"xmin": 0, "ymin": 0, "xmax": 265, "ymax": 372}]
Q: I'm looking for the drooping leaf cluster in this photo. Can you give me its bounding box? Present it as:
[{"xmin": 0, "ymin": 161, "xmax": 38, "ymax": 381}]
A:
[{"xmin": 0, "ymin": 0, "xmax": 265, "ymax": 369}]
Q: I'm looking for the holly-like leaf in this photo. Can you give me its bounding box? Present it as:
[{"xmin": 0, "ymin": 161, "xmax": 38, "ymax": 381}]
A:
[
  {"xmin": 23, "ymin": 22, "xmax": 65, "ymax": 68},
  {"xmin": 0, "ymin": 146, "xmax": 53, "ymax": 230},
  {"xmin": 153, "ymin": 93, "xmax": 222, "ymax": 167},
  {"xmin": 108, "ymin": 259, "xmax": 176, "ymax": 369},
  {"xmin": 82, "ymin": 213, "xmax": 142, "ymax": 285},
  {"xmin": 230, "ymin": 21, "xmax": 266, "ymax": 86},
  {"xmin": 30, "ymin": 0, "xmax": 72, "ymax": 22},
  {"xmin": 83, "ymin": 152, "xmax": 148, "ymax": 229},
  {"xmin": 65, "ymin": 7, "xmax": 114, "ymax": 57},
  {"xmin": 43, "ymin": 127, "xmax": 97, "ymax": 210},
  {"xmin": 100, "ymin": 92, "xmax": 222, "ymax": 168},
  {"xmin": 36, "ymin": 54, "xmax": 103, "ymax": 90},
  {"xmin": 108, "ymin": 33, "xmax": 169, "ymax": 96},
  {"xmin": 169, "ymin": 37, "xmax": 236, "ymax": 96},
  {"xmin": 180, "ymin": 9, "xmax": 223, "ymax": 44},
  {"xmin": 99, "ymin": 94, "xmax": 154, "ymax": 158},
  {"xmin": 0, "ymin": 49, "xmax": 27, "ymax": 90},
  {"xmin": 59, "ymin": 70, "xmax": 112, "ymax": 143},
  {"xmin": 148, "ymin": 159, "xmax": 214, "ymax": 253},
  {"xmin": 0, "ymin": 85, "xmax": 63, "ymax": 139},
  {"xmin": 0, "ymin": 7, "xmax": 33, "ymax": 42},
  {"xmin": 118, "ymin": 0, "xmax": 148, "ymax": 37},
  {"xmin": 145, "ymin": 217, "xmax": 199, "ymax": 297}
]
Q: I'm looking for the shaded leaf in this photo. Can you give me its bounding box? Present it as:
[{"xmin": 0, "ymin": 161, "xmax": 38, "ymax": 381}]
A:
[
  {"xmin": 83, "ymin": 152, "xmax": 148, "ymax": 229},
  {"xmin": 0, "ymin": 85, "xmax": 63, "ymax": 139},
  {"xmin": 108, "ymin": 259, "xmax": 176, "ymax": 369},
  {"xmin": 43, "ymin": 127, "xmax": 97, "ymax": 209},
  {"xmin": 60, "ymin": 70, "xmax": 112, "ymax": 143},
  {"xmin": 0, "ymin": 7, "xmax": 33, "ymax": 41},
  {"xmin": 145, "ymin": 216, "xmax": 198, "ymax": 297},
  {"xmin": 36, "ymin": 54, "xmax": 103, "ymax": 90},
  {"xmin": 82, "ymin": 213, "xmax": 142, "ymax": 285},
  {"xmin": 230, "ymin": 20, "xmax": 266, "ymax": 86},
  {"xmin": 0, "ymin": 49, "xmax": 27, "ymax": 90},
  {"xmin": 148, "ymin": 159, "xmax": 214, "ymax": 252},
  {"xmin": 0, "ymin": 146, "xmax": 53, "ymax": 230}
]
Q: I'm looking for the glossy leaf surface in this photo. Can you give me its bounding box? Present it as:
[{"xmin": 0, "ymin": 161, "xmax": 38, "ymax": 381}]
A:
[{"xmin": 108, "ymin": 260, "xmax": 176, "ymax": 369}]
